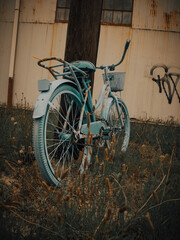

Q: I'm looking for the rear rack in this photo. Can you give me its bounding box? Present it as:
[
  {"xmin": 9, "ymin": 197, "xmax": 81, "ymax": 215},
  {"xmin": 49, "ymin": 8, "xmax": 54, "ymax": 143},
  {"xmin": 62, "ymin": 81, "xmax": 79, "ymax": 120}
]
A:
[
  {"xmin": 35, "ymin": 57, "xmax": 91, "ymax": 102},
  {"xmin": 36, "ymin": 57, "xmax": 87, "ymax": 80}
]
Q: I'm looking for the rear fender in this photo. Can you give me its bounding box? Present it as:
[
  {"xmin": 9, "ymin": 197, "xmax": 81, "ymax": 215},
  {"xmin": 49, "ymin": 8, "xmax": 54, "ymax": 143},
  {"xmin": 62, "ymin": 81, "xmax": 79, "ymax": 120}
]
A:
[{"xmin": 33, "ymin": 79, "xmax": 77, "ymax": 119}]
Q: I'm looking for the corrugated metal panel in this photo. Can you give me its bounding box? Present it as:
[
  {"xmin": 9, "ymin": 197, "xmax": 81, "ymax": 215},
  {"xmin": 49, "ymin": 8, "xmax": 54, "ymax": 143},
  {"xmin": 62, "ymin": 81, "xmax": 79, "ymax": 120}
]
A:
[
  {"xmin": 133, "ymin": 0, "xmax": 180, "ymax": 32},
  {"xmin": 0, "ymin": 0, "xmax": 15, "ymax": 22},
  {"xmin": 20, "ymin": 0, "xmax": 57, "ymax": 23}
]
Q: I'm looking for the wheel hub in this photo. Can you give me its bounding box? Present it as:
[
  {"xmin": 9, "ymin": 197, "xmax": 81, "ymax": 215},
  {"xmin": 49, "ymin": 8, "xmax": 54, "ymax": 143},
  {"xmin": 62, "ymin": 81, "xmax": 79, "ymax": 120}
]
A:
[{"xmin": 59, "ymin": 132, "xmax": 72, "ymax": 141}]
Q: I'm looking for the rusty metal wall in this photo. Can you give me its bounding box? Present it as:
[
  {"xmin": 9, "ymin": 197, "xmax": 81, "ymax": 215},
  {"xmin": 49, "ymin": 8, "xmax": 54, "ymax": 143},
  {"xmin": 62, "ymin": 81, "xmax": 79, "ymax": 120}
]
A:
[
  {"xmin": 0, "ymin": 0, "xmax": 59, "ymax": 104},
  {"xmin": 0, "ymin": 0, "xmax": 179, "ymax": 122},
  {"xmin": 13, "ymin": 22, "xmax": 67, "ymax": 104},
  {"xmin": 20, "ymin": 0, "xmax": 57, "ymax": 23},
  {"xmin": 94, "ymin": 25, "xmax": 180, "ymax": 122},
  {"xmin": 94, "ymin": 0, "xmax": 180, "ymax": 122},
  {"xmin": 0, "ymin": 0, "xmax": 15, "ymax": 22},
  {"xmin": 133, "ymin": 0, "xmax": 180, "ymax": 32}
]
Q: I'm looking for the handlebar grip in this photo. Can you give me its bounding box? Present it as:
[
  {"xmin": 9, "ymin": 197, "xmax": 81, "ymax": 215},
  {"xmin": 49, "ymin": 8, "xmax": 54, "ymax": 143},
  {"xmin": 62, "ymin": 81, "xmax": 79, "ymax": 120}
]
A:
[
  {"xmin": 125, "ymin": 39, "xmax": 130, "ymax": 51},
  {"xmin": 113, "ymin": 39, "xmax": 131, "ymax": 67}
]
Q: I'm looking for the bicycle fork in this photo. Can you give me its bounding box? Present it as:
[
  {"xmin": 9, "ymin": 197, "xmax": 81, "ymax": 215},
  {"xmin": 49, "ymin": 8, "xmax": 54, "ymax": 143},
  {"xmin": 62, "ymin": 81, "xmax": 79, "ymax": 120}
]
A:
[{"xmin": 77, "ymin": 90, "xmax": 89, "ymax": 135}]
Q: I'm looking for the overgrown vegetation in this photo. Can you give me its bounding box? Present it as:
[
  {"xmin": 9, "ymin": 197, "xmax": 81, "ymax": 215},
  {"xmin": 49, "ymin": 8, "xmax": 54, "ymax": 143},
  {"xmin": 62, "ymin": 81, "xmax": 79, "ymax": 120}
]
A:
[{"xmin": 0, "ymin": 105, "xmax": 180, "ymax": 240}]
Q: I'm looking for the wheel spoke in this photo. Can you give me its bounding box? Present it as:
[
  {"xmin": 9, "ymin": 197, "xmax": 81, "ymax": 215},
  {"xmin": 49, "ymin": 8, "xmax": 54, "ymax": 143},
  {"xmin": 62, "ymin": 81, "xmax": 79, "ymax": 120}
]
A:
[
  {"xmin": 49, "ymin": 143, "xmax": 61, "ymax": 162},
  {"xmin": 34, "ymin": 85, "xmax": 90, "ymax": 186},
  {"xmin": 48, "ymin": 101, "xmax": 77, "ymax": 133},
  {"xmin": 55, "ymin": 142, "xmax": 72, "ymax": 168}
]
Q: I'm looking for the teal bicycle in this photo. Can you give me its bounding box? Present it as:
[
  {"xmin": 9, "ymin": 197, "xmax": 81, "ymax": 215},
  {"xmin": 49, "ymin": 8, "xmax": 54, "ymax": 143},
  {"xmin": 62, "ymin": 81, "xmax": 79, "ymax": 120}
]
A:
[{"xmin": 33, "ymin": 40, "xmax": 130, "ymax": 186}]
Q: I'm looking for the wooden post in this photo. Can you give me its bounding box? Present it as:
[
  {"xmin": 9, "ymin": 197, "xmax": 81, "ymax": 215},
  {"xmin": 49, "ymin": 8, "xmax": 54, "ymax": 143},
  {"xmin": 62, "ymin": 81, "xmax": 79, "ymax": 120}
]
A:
[{"xmin": 64, "ymin": 0, "xmax": 103, "ymax": 93}]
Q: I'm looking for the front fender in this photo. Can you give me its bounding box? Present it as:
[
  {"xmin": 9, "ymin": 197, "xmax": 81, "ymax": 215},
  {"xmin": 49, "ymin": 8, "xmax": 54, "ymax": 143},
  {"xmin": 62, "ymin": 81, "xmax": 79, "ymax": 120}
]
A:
[
  {"xmin": 100, "ymin": 97, "xmax": 113, "ymax": 120},
  {"xmin": 33, "ymin": 79, "xmax": 76, "ymax": 119},
  {"xmin": 100, "ymin": 93, "xmax": 122, "ymax": 120}
]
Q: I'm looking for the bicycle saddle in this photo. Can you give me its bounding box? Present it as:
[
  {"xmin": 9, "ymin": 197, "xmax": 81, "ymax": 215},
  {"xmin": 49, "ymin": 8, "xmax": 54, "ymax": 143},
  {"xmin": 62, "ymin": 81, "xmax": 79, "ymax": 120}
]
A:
[{"xmin": 71, "ymin": 60, "xmax": 96, "ymax": 73}]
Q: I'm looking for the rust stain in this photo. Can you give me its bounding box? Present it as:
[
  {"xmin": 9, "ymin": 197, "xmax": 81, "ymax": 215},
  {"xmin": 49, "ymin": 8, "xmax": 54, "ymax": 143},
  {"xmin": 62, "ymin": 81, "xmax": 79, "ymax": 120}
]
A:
[
  {"xmin": 36, "ymin": 0, "xmax": 44, "ymax": 9},
  {"xmin": 32, "ymin": 7, "xmax": 35, "ymax": 15},
  {"xmin": 50, "ymin": 24, "xmax": 55, "ymax": 57},
  {"xmin": 164, "ymin": 12, "xmax": 171, "ymax": 30},
  {"xmin": 149, "ymin": 0, "xmax": 158, "ymax": 17},
  {"xmin": 20, "ymin": 0, "xmax": 25, "ymax": 11},
  {"xmin": 163, "ymin": 11, "xmax": 180, "ymax": 30}
]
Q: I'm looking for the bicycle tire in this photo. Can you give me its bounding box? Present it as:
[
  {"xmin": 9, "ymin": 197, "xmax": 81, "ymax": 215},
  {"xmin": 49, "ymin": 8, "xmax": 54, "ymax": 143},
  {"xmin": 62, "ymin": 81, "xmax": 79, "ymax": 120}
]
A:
[
  {"xmin": 107, "ymin": 98, "xmax": 130, "ymax": 153},
  {"xmin": 33, "ymin": 84, "xmax": 87, "ymax": 186}
]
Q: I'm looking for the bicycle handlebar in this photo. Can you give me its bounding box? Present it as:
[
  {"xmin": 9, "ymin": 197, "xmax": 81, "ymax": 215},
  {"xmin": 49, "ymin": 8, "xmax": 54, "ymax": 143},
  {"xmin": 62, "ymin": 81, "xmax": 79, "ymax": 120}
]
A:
[
  {"xmin": 96, "ymin": 39, "xmax": 130, "ymax": 71},
  {"xmin": 36, "ymin": 39, "xmax": 131, "ymax": 78}
]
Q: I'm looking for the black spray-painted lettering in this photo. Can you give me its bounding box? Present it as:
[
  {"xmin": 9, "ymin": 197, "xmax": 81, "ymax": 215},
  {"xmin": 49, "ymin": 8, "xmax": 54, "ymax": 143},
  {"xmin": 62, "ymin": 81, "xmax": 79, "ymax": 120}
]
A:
[{"xmin": 150, "ymin": 65, "xmax": 180, "ymax": 104}]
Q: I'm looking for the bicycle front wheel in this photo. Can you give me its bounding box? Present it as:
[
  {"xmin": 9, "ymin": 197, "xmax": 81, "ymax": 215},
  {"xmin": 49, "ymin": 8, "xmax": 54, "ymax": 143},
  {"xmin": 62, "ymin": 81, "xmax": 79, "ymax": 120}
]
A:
[
  {"xmin": 33, "ymin": 84, "xmax": 84, "ymax": 186},
  {"xmin": 107, "ymin": 98, "xmax": 130, "ymax": 153}
]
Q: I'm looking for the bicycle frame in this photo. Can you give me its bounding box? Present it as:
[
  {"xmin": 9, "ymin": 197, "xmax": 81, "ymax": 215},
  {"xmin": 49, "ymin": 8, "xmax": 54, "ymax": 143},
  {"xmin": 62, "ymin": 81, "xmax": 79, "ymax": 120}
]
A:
[
  {"xmin": 33, "ymin": 60, "xmax": 122, "ymax": 138},
  {"xmin": 33, "ymin": 39, "xmax": 130, "ymax": 136},
  {"xmin": 77, "ymin": 79, "xmax": 109, "ymax": 136},
  {"xmin": 79, "ymin": 66, "xmax": 122, "ymax": 137},
  {"xmin": 85, "ymin": 37, "xmax": 131, "ymax": 129}
]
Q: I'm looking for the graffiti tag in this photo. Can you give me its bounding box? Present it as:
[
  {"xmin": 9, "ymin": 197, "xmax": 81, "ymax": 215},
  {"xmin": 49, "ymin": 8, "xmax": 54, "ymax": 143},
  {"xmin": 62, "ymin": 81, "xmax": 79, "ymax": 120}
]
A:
[{"xmin": 150, "ymin": 64, "xmax": 180, "ymax": 104}]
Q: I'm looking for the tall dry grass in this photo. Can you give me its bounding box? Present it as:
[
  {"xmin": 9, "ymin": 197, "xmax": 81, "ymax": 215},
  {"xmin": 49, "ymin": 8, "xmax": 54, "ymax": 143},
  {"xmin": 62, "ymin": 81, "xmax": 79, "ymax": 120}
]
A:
[{"xmin": 0, "ymin": 104, "xmax": 180, "ymax": 239}]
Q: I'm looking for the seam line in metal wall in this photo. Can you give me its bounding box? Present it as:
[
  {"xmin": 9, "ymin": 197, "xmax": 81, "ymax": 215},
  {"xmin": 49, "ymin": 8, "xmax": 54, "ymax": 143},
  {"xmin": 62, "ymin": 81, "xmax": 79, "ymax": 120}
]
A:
[{"xmin": 132, "ymin": 27, "xmax": 180, "ymax": 34}]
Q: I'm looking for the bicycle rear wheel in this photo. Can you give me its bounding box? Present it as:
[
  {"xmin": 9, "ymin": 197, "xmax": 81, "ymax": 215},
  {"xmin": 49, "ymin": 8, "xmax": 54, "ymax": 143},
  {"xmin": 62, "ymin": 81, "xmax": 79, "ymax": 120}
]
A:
[
  {"xmin": 33, "ymin": 84, "xmax": 85, "ymax": 186},
  {"xmin": 107, "ymin": 98, "xmax": 130, "ymax": 153}
]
